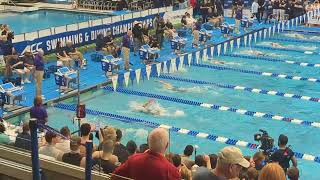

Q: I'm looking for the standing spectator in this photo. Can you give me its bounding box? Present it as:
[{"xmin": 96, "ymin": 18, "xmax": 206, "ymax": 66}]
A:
[
  {"xmin": 231, "ymin": 0, "xmax": 242, "ymax": 17},
  {"xmin": 270, "ymin": 134, "xmax": 297, "ymax": 173},
  {"xmin": 164, "ymin": 19, "xmax": 176, "ymax": 39},
  {"xmin": 153, "ymin": 14, "xmax": 162, "ymax": 32},
  {"xmin": 252, "ymin": 151, "xmax": 266, "ymax": 170},
  {"xmin": 126, "ymin": 140, "xmax": 137, "ymax": 156},
  {"xmin": 30, "ymin": 96, "xmax": 48, "ymax": 127},
  {"xmin": 122, "ymin": 30, "xmax": 132, "ymax": 70},
  {"xmin": 287, "ymin": 0, "xmax": 295, "ymax": 20},
  {"xmin": 104, "ymin": 30, "xmax": 120, "ymax": 58},
  {"xmin": 39, "ymin": 131, "xmax": 63, "ymax": 160},
  {"xmin": 23, "ymin": 50, "xmax": 35, "ymax": 82},
  {"xmin": 112, "ymin": 128, "xmax": 181, "ymax": 180},
  {"xmin": 259, "ymin": 163, "xmax": 286, "ymax": 180},
  {"xmin": 65, "ymin": 41, "xmax": 86, "ymax": 69},
  {"xmin": 142, "ymin": 23, "xmax": 150, "ymax": 45},
  {"xmin": 138, "ymin": 143, "xmax": 149, "ymax": 153},
  {"xmin": 192, "ymin": 18, "xmax": 202, "ymax": 48},
  {"xmin": 79, "ymin": 123, "xmax": 96, "ymax": 156},
  {"xmin": 247, "ymin": 167, "xmax": 259, "ymax": 180},
  {"xmin": 93, "ymin": 140, "xmax": 119, "ymax": 174},
  {"xmin": 56, "ymin": 126, "xmax": 71, "ymax": 153},
  {"xmin": 190, "ymin": 0, "xmax": 198, "ymax": 16},
  {"xmin": 15, "ymin": 122, "xmax": 31, "ymax": 150},
  {"xmin": 258, "ymin": 0, "xmax": 266, "ymax": 23},
  {"xmin": 287, "ymin": 166, "xmax": 299, "ymax": 180},
  {"xmin": 214, "ymin": 0, "xmax": 224, "ymax": 17},
  {"xmin": 279, "ymin": 0, "xmax": 287, "ymax": 21},
  {"xmin": 132, "ymin": 21, "xmax": 143, "ymax": 56},
  {"xmin": 293, "ymin": 0, "xmax": 304, "ymax": 18},
  {"xmin": 192, "ymin": 155, "xmax": 212, "ymax": 180},
  {"xmin": 113, "ymin": 129, "xmax": 129, "ymax": 163},
  {"xmin": 34, "ymin": 49, "xmax": 45, "ymax": 97},
  {"xmin": 62, "ymin": 135, "xmax": 85, "ymax": 167},
  {"xmin": 212, "ymin": 146, "xmax": 250, "ymax": 179},
  {"xmin": 1, "ymin": 24, "xmax": 9, "ymax": 36},
  {"xmin": 155, "ymin": 18, "xmax": 166, "ymax": 49},
  {"xmin": 0, "ymin": 35, "xmax": 18, "ymax": 78},
  {"xmin": 235, "ymin": 4, "xmax": 243, "ymax": 34},
  {"xmin": 252, "ymin": 0, "xmax": 260, "ymax": 21},
  {"xmin": 0, "ymin": 123, "xmax": 11, "ymax": 144},
  {"xmin": 180, "ymin": 145, "xmax": 195, "ymax": 169},
  {"xmin": 265, "ymin": 0, "xmax": 274, "ymax": 23},
  {"xmin": 200, "ymin": 1, "xmax": 210, "ymax": 23},
  {"xmin": 209, "ymin": 154, "xmax": 218, "ymax": 169},
  {"xmin": 273, "ymin": 0, "xmax": 281, "ymax": 21}
]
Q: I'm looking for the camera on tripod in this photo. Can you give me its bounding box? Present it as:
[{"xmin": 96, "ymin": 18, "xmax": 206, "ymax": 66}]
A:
[{"xmin": 254, "ymin": 129, "xmax": 274, "ymax": 154}]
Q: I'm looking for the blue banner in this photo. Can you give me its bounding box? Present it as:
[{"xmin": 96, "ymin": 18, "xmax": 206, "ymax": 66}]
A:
[{"xmin": 15, "ymin": 13, "xmax": 165, "ymax": 55}]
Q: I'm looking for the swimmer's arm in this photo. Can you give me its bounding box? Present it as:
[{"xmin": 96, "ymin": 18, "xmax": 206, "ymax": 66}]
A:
[{"xmin": 142, "ymin": 99, "xmax": 155, "ymax": 108}]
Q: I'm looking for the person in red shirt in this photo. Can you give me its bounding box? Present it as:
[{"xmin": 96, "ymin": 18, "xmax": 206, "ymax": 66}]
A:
[{"xmin": 112, "ymin": 128, "xmax": 181, "ymax": 180}]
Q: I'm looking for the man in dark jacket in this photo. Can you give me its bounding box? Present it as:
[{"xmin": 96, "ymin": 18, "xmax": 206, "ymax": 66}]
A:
[{"xmin": 15, "ymin": 122, "xmax": 31, "ymax": 150}]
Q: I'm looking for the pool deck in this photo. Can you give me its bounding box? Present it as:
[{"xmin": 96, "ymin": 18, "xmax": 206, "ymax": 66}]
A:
[{"xmin": 1, "ymin": 17, "xmax": 287, "ymax": 120}]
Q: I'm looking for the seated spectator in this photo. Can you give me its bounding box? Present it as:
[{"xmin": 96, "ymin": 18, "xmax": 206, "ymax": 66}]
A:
[
  {"xmin": 192, "ymin": 155, "xmax": 212, "ymax": 180},
  {"xmin": 113, "ymin": 129, "xmax": 129, "ymax": 163},
  {"xmin": 23, "ymin": 50, "xmax": 35, "ymax": 82},
  {"xmin": 100, "ymin": 126, "xmax": 117, "ymax": 143},
  {"xmin": 212, "ymin": 146, "xmax": 250, "ymax": 179},
  {"xmin": 96, "ymin": 34, "xmax": 107, "ymax": 53},
  {"xmin": 104, "ymin": 30, "xmax": 120, "ymax": 58},
  {"xmin": 10, "ymin": 56, "xmax": 31, "ymax": 84},
  {"xmin": 1, "ymin": 24, "xmax": 9, "ymax": 36},
  {"xmin": 116, "ymin": 0, "xmax": 128, "ymax": 11},
  {"xmin": 259, "ymin": 163, "xmax": 286, "ymax": 180},
  {"xmin": 138, "ymin": 143, "xmax": 149, "ymax": 153},
  {"xmin": 247, "ymin": 167, "xmax": 259, "ymax": 180},
  {"xmin": 287, "ymin": 166, "xmax": 299, "ymax": 180},
  {"xmin": 181, "ymin": 165, "xmax": 192, "ymax": 180},
  {"xmin": 180, "ymin": 145, "xmax": 195, "ymax": 169},
  {"xmin": 252, "ymin": 151, "xmax": 266, "ymax": 170},
  {"xmin": 56, "ymin": 41, "xmax": 72, "ymax": 67},
  {"xmin": 65, "ymin": 41, "xmax": 86, "ymax": 69},
  {"xmin": 112, "ymin": 128, "xmax": 181, "ymax": 180},
  {"xmin": 164, "ymin": 19, "xmax": 176, "ymax": 39},
  {"xmin": 126, "ymin": 140, "xmax": 137, "ymax": 156},
  {"xmin": 79, "ymin": 123, "xmax": 96, "ymax": 156},
  {"xmin": 0, "ymin": 123, "xmax": 11, "ymax": 145},
  {"xmin": 209, "ymin": 154, "xmax": 218, "ymax": 169},
  {"xmin": 39, "ymin": 131, "xmax": 63, "ymax": 160},
  {"xmin": 56, "ymin": 126, "xmax": 71, "ymax": 153},
  {"xmin": 93, "ymin": 140, "xmax": 119, "ymax": 174},
  {"xmin": 62, "ymin": 135, "xmax": 85, "ymax": 167},
  {"xmin": 30, "ymin": 96, "xmax": 48, "ymax": 128},
  {"xmin": 15, "ymin": 122, "xmax": 31, "ymax": 150}
]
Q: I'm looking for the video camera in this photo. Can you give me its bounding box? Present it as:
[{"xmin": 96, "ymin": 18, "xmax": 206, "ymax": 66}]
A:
[{"xmin": 254, "ymin": 129, "xmax": 274, "ymax": 154}]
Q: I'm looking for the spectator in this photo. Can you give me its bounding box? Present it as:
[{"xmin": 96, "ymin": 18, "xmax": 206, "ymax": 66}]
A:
[
  {"xmin": 10, "ymin": 55, "xmax": 31, "ymax": 84},
  {"xmin": 113, "ymin": 129, "xmax": 129, "ymax": 163},
  {"xmin": 1, "ymin": 24, "xmax": 9, "ymax": 36},
  {"xmin": 65, "ymin": 41, "xmax": 86, "ymax": 69},
  {"xmin": 34, "ymin": 49, "xmax": 45, "ymax": 97},
  {"xmin": 126, "ymin": 140, "xmax": 137, "ymax": 156},
  {"xmin": 258, "ymin": 0, "xmax": 266, "ymax": 23},
  {"xmin": 279, "ymin": 0, "xmax": 287, "ymax": 21},
  {"xmin": 270, "ymin": 134, "xmax": 297, "ymax": 173},
  {"xmin": 56, "ymin": 41, "xmax": 72, "ymax": 67},
  {"xmin": 79, "ymin": 123, "xmax": 96, "ymax": 155},
  {"xmin": 209, "ymin": 154, "xmax": 218, "ymax": 169},
  {"xmin": 164, "ymin": 19, "xmax": 176, "ymax": 39},
  {"xmin": 190, "ymin": 0, "xmax": 198, "ymax": 16},
  {"xmin": 185, "ymin": 12, "xmax": 197, "ymax": 28},
  {"xmin": 23, "ymin": 50, "xmax": 35, "ymax": 82},
  {"xmin": 273, "ymin": 0, "xmax": 281, "ymax": 21},
  {"xmin": 56, "ymin": 126, "xmax": 71, "ymax": 153},
  {"xmin": 258, "ymin": 163, "xmax": 286, "ymax": 180},
  {"xmin": 212, "ymin": 146, "xmax": 250, "ymax": 179},
  {"xmin": 247, "ymin": 167, "xmax": 259, "ymax": 180},
  {"xmin": 15, "ymin": 122, "xmax": 31, "ymax": 150},
  {"xmin": 252, "ymin": 151, "xmax": 266, "ymax": 170},
  {"xmin": 122, "ymin": 29, "xmax": 132, "ymax": 70},
  {"xmin": 200, "ymin": 1, "xmax": 210, "ymax": 23},
  {"xmin": 93, "ymin": 140, "xmax": 119, "ymax": 174},
  {"xmin": 96, "ymin": 34, "xmax": 107, "ymax": 53},
  {"xmin": 101, "ymin": 126, "xmax": 117, "ymax": 142},
  {"xmin": 265, "ymin": 0, "xmax": 273, "ymax": 23},
  {"xmin": 192, "ymin": 155, "xmax": 212, "ymax": 180},
  {"xmin": 155, "ymin": 18, "xmax": 166, "ymax": 49},
  {"xmin": 1, "ymin": 35, "xmax": 18, "ymax": 78},
  {"xmin": 62, "ymin": 135, "xmax": 85, "ymax": 167},
  {"xmin": 30, "ymin": 96, "xmax": 48, "ymax": 127},
  {"xmin": 132, "ymin": 21, "xmax": 143, "ymax": 56},
  {"xmin": 39, "ymin": 131, "xmax": 63, "ymax": 159},
  {"xmin": 180, "ymin": 145, "xmax": 195, "ymax": 169},
  {"xmin": 234, "ymin": 4, "xmax": 243, "ymax": 34},
  {"xmin": 171, "ymin": 153, "xmax": 182, "ymax": 168},
  {"xmin": 142, "ymin": 23, "xmax": 150, "ymax": 45},
  {"xmin": 192, "ymin": 18, "xmax": 202, "ymax": 48},
  {"xmin": 180, "ymin": 165, "xmax": 192, "ymax": 180},
  {"xmin": 231, "ymin": 0, "xmax": 241, "ymax": 17},
  {"xmin": 0, "ymin": 123, "xmax": 11, "ymax": 144},
  {"xmin": 252, "ymin": 0, "xmax": 260, "ymax": 22},
  {"xmin": 116, "ymin": 0, "xmax": 128, "ymax": 11},
  {"xmin": 287, "ymin": 166, "xmax": 299, "ymax": 180},
  {"xmin": 181, "ymin": 15, "xmax": 188, "ymax": 28},
  {"xmin": 153, "ymin": 14, "xmax": 162, "ymax": 31},
  {"xmin": 105, "ymin": 30, "xmax": 120, "ymax": 58},
  {"xmin": 138, "ymin": 143, "xmax": 149, "ymax": 153},
  {"xmin": 112, "ymin": 128, "xmax": 181, "ymax": 180}
]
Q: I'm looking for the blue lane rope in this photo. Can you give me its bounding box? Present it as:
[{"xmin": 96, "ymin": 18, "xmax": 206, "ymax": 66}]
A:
[
  {"xmin": 251, "ymin": 45, "xmax": 319, "ymax": 54},
  {"xmin": 191, "ymin": 63, "xmax": 320, "ymax": 83},
  {"xmin": 223, "ymin": 54, "xmax": 320, "ymax": 68},
  {"xmin": 103, "ymin": 86, "xmax": 320, "ymax": 128},
  {"xmin": 284, "ymin": 29, "xmax": 320, "ymax": 35},
  {"xmin": 156, "ymin": 74, "xmax": 320, "ymax": 103},
  {"xmin": 53, "ymin": 103, "xmax": 320, "ymax": 164},
  {"xmin": 269, "ymin": 37, "xmax": 320, "ymax": 44}
]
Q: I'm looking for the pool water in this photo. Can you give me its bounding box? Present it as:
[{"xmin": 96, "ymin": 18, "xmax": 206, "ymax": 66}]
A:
[
  {"xmin": 0, "ymin": 9, "xmax": 110, "ymax": 34},
  {"xmin": 7, "ymin": 28, "xmax": 320, "ymax": 179}
]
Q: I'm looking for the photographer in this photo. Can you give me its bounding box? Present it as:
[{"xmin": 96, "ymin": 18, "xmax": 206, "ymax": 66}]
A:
[{"xmin": 270, "ymin": 134, "xmax": 297, "ymax": 173}]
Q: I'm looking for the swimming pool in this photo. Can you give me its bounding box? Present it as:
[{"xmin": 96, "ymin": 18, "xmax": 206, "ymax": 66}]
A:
[
  {"xmin": 6, "ymin": 26, "xmax": 320, "ymax": 179},
  {"xmin": 0, "ymin": 9, "xmax": 111, "ymax": 34}
]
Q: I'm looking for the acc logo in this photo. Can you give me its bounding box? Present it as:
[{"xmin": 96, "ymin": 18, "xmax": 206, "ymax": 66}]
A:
[{"xmin": 21, "ymin": 42, "xmax": 43, "ymax": 54}]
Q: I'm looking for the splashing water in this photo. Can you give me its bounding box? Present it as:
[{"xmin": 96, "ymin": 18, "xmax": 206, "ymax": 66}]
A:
[
  {"xmin": 125, "ymin": 128, "xmax": 149, "ymax": 139},
  {"xmin": 258, "ymin": 41, "xmax": 318, "ymax": 51},
  {"xmin": 129, "ymin": 101, "xmax": 185, "ymax": 117}
]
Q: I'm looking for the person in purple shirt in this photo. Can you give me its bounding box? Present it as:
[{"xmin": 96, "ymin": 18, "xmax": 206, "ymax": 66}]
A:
[
  {"xmin": 34, "ymin": 49, "xmax": 45, "ymax": 97},
  {"xmin": 30, "ymin": 96, "xmax": 48, "ymax": 127},
  {"xmin": 122, "ymin": 30, "xmax": 132, "ymax": 70},
  {"xmin": 234, "ymin": 4, "xmax": 243, "ymax": 34}
]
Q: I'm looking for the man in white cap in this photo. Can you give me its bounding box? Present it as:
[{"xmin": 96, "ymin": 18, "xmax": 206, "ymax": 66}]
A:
[{"xmin": 212, "ymin": 146, "xmax": 250, "ymax": 179}]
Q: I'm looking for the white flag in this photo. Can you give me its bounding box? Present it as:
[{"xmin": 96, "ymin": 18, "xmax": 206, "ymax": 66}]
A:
[
  {"xmin": 263, "ymin": 29, "xmax": 267, "ymax": 39},
  {"xmin": 179, "ymin": 56, "xmax": 184, "ymax": 70},
  {"xmin": 163, "ymin": 61, "xmax": 167, "ymax": 73},
  {"xmin": 171, "ymin": 58, "xmax": 177, "ymax": 72},
  {"xmin": 244, "ymin": 36, "xmax": 247, "ymax": 47},
  {"xmin": 111, "ymin": 75, "xmax": 118, "ymax": 91},
  {"xmin": 156, "ymin": 63, "xmax": 161, "ymax": 77},
  {"xmin": 146, "ymin": 65, "xmax": 151, "ymax": 80},
  {"xmin": 268, "ymin": 27, "xmax": 271, "ymax": 37},
  {"xmin": 224, "ymin": 42, "xmax": 228, "ymax": 54},
  {"xmin": 195, "ymin": 51, "xmax": 200, "ymax": 64},
  {"xmin": 277, "ymin": 23, "xmax": 280, "ymax": 33},
  {"xmin": 188, "ymin": 54, "xmax": 192, "ymax": 66},
  {"xmin": 248, "ymin": 34, "xmax": 252, "ymax": 46},
  {"xmin": 124, "ymin": 72, "xmax": 130, "ymax": 87},
  {"xmin": 237, "ymin": 38, "xmax": 241, "ymax": 48},
  {"xmin": 230, "ymin": 40, "xmax": 234, "ymax": 52},
  {"xmin": 217, "ymin": 44, "xmax": 221, "ymax": 56},
  {"xmin": 258, "ymin": 31, "xmax": 262, "ymax": 40},
  {"xmin": 210, "ymin": 46, "xmax": 214, "ymax": 57},
  {"xmin": 203, "ymin": 49, "xmax": 208, "ymax": 61},
  {"xmin": 135, "ymin": 69, "xmax": 141, "ymax": 84}
]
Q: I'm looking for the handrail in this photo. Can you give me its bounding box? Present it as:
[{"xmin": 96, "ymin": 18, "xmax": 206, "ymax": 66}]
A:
[{"xmin": 0, "ymin": 157, "xmax": 33, "ymax": 180}]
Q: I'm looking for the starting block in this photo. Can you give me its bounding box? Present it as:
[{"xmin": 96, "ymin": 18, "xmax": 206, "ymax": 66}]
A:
[
  {"xmin": 203, "ymin": 23, "xmax": 214, "ymax": 30},
  {"xmin": 171, "ymin": 35, "xmax": 187, "ymax": 54},
  {"xmin": 221, "ymin": 23, "xmax": 234, "ymax": 35},
  {"xmin": 0, "ymin": 82, "xmax": 24, "ymax": 107},
  {"xmin": 101, "ymin": 55, "xmax": 124, "ymax": 77},
  {"xmin": 177, "ymin": 29, "xmax": 188, "ymax": 37},
  {"xmin": 54, "ymin": 67, "xmax": 78, "ymax": 92},
  {"xmin": 139, "ymin": 44, "xmax": 160, "ymax": 64},
  {"xmin": 241, "ymin": 18, "xmax": 253, "ymax": 29},
  {"xmin": 199, "ymin": 29, "xmax": 213, "ymax": 44}
]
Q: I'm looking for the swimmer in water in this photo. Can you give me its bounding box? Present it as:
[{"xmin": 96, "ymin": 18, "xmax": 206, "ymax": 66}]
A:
[
  {"xmin": 155, "ymin": 80, "xmax": 188, "ymax": 92},
  {"xmin": 210, "ymin": 60, "xmax": 242, "ymax": 65},
  {"xmin": 138, "ymin": 99, "xmax": 166, "ymax": 116},
  {"xmin": 271, "ymin": 42, "xmax": 284, "ymax": 48}
]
